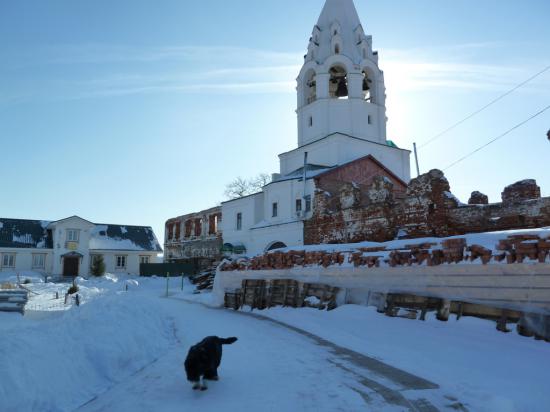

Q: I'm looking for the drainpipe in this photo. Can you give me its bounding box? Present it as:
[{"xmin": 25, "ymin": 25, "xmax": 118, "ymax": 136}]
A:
[{"xmin": 302, "ymin": 151, "xmax": 308, "ymax": 220}]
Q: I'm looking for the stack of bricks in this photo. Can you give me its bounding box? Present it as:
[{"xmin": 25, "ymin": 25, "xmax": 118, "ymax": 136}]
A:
[
  {"xmin": 467, "ymin": 245, "xmax": 493, "ymax": 264},
  {"xmin": 220, "ymin": 234, "xmax": 550, "ymax": 272},
  {"xmin": 441, "ymin": 238, "xmax": 467, "ymax": 264},
  {"xmin": 496, "ymin": 235, "xmax": 550, "ymax": 264},
  {"xmin": 349, "ymin": 252, "xmax": 381, "ymax": 268}
]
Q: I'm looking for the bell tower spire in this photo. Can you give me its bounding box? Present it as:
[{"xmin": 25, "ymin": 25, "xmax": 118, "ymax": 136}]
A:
[{"xmin": 296, "ymin": 0, "xmax": 387, "ymax": 147}]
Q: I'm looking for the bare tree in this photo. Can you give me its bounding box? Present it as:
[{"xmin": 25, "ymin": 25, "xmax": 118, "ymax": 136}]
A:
[{"xmin": 224, "ymin": 173, "xmax": 272, "ymax": 200}]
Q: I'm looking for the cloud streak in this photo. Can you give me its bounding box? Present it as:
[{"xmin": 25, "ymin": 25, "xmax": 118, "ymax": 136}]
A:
[{"xmin": 1, "ymin": 43, "xmax": 548, "ymax": 106}]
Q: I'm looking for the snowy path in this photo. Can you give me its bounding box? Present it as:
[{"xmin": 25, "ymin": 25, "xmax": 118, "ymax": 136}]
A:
[{"xmin": 76, "ymin": 298, "xmax": 458, "ymax": 412}]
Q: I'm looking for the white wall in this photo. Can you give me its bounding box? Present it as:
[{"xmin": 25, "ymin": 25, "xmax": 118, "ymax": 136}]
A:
[
  {"xmin": 298, "ymin": 98, "xmax": 386, "ymax": 146},
  {"xmin": 49, "ymin": 217, "xmax": 95, "ymax": 277},
  {"xmin": 89, "ymin": 251, "xmax": 159, "ymax": 275},
  {"xmin": 0, "ymin": 249, "xmax": 53, "ymax": 273},
  {"xmin": 279, "ymin": 133, "xmax": 411, "ymax": 182},
  {"xmin": 220, "ymin": 180, "xmax": 316, "ymax": 257}
]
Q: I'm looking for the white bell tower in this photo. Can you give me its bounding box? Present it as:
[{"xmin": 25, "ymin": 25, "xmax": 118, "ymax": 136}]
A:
[{"xmin": 296, "ymin": 0, "xmax": 387, "ymax": 147}]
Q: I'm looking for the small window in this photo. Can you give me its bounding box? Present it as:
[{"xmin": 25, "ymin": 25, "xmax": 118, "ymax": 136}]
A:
[
  {"xmin": 335, "ymin": 44, "xmax": 340, "ymax": 54},
  {"xmin": 32, "ymin": 254, "xmax": 45, "ymax": 269},
  {"xmin": 296, "ymin": 199, "xmax": 302, "ymax": 213},
  {"xmin": 368, "ymin": 115, "xmax": 372, "ymax": 124},
  {"xmin": 309, "ymin": 116, "xmax": 313, "ymax": 127},
  {"xmin": 140, "ymin": 256, "xmax": 150, "ymax": 264},
  {"xmin": 236, "ymin": 213, "xmax": 242, "ymax": 231},
  {"xmin": 115, "ymin": 255, "xmax": 127, "ymax": 269},
  {"xmin": 272, "ymin": 202, "xmax": 278, "ymax": 218},
  {"xmin": 2, "ymin": 253, "xmax": 15, "ymax": 268},
  {"xmin": 305, "ymin": 195, "xmax": 312, "ymax": 212},
  {"xmin": 67, "ymin": 229, "xmax": 79, "ymax": 242}
]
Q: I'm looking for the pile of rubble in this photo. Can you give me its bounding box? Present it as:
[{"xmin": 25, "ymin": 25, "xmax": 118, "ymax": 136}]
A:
[
  {"xmin": 188, "ymin": 267, "xmax": 216, "ymax": 292},
  {"xmin": 220, "ymin": 233, "xmax": 550, "ymax": 272}
]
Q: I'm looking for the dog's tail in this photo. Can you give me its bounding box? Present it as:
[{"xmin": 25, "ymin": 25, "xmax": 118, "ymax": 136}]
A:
[{"xmin": 218, "ymin": 337, "xmax": 238, "ymax": 345}]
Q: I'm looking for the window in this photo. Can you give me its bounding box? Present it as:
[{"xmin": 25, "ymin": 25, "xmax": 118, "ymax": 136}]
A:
[
  {"xmin": 115, "ymin": 255, "xmax": 127, "ymax": 269},
  {"xmin": 296, "ymin": 199, "xmax": 302, "ymax": 213},
  {"xmin": 272, "ymin": 202, "xmax": 278, "ymax": 218},
  {"xmin": 309, "ymin": 116, "xmax": 313, "ymax": 127},
  {"xmin": 67, "ymin": 229, "xmax": 79, "ymax": 242},
  {"xmin": 236, "ymin": 213, "xmax": 242, "ymax": 231},
  {"xmin": 2, "ymin": 253, "xmax": 15, "ymax": 268},
  {"xmin": 305, "ymin": 195, "xmax": 312, "ymax": 212},
  {"xmin": 32, "ymin": 254, "xmax": 45, "ymax": 269},
  {"xmin": 368, "ymin": 115, "xmax": 372, "ymax": 125},
  {"xmin": 334, "ymin": 44, "xmax": 340, "ymax": 54},
  {"xmin": 140, "ymin": 256, "xmax": 150, "ymax": 264}
]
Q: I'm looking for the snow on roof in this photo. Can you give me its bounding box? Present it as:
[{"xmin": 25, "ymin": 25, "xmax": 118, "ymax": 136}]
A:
[
  {"xmin": 89, "ymin": 225, "xmax": 162, "ymax": 252},
  {"xmin": 0, "ymin": 218, "xmax": 53, "ymax": 249}
]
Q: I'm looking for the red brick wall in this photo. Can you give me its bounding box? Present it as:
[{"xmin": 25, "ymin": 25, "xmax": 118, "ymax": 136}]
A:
[{"xmin": 305, "ymin": 169, "xmax": 550, "ymax": 245}]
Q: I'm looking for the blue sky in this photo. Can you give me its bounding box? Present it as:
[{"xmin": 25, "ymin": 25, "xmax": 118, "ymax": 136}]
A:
[{"xmin": 1, "ymin": 0, "xmax": 549, "ymax": 243}]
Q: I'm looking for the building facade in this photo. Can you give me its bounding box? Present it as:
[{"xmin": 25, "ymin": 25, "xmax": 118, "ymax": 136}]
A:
[
  {"xmin": 164, "ymin": 207, "xmax": 223, "ymax": 271},
  {"xmin": 0, "ymin": 216, "xmax": 162, "ymax": 277},
  {"xmin": 219, "ymin": 0, "xmax": 411, "ymax": 257}
]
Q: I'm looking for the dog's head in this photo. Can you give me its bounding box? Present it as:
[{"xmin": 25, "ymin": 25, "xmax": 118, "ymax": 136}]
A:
[{"xmin": 184, "ymin": 346, "xmax": 210, "ymax": 382}]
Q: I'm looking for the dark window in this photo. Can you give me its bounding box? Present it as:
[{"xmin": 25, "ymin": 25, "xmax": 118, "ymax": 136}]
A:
[
  {"xmin": 272, "ymin": 202, "xmax": 278, "ymax": 217},
  {"xmin": 296, "ymin": 199, "xmax": 302, "ymax": 212},
  {"xmin": 309, "ymin": 116, "xmax": 313, "ymax": 127},
  {"xmin": 236, "ymin": 213, "xmax": 242, "ymax": 231},
  {"xmin": 305, "ymin": 195, "xmax": 312, "ymax": 212}
]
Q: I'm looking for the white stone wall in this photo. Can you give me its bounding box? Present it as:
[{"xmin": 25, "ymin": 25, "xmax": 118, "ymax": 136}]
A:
[
  {"xmin": 221, "ymin": 179, "xmax": 316, "ymax": 257},
  {"xmin": 279, "ymin": 133, "xmax": 411, "ymax": 183}
]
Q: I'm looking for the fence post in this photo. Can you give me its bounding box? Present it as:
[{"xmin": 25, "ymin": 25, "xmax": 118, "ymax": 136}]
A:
[
  {"xmin": 166, "ymin": 272, "xmax": 169, "ymax": 297},
  {"xmin": 75, "ymin": 294, "xmax": 80, "ymax": 307}
]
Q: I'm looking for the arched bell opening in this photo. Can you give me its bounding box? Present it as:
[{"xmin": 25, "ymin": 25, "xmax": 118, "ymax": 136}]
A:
[
  {"xmin": 362, "ymin": 69, "xmax": 376, "ymax": 103},
  {"xmin": 329, "ymin": 65, "xmax": 348, "ymax": 99},
  {"xmin": 304, "ymin": 69, "xmax": 317, "ymax": 105}
]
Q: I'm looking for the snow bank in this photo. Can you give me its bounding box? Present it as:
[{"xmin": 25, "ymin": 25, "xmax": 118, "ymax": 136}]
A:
[{"xmin": 0, "ymin": 287, "xmax": 175, "ymax": 411}]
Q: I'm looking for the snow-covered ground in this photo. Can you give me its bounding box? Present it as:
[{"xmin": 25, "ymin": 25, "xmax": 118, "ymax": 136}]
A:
[{"xmin": 1, "ymin": 274, "xmax": 549, "ymax": 411}]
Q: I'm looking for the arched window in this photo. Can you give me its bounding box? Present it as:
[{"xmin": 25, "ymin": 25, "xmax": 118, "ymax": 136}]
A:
[
  {"xmin": 334, "ymin": 43, "xmax": 340, "ymax": 54},
  {"xmin": 305, "ymin": 70, "xmax": 317, "ymax": 105},
  {"xmin": 329, "ymin": 65, "xmax": 348, "ymax": 99},
  {"xmin": 266, "ymin": 241, "xmax": 287, "ymax": 252},
  {"xmin": 362, "ymin": 69, "xmax": 375, "ymax": 103}
]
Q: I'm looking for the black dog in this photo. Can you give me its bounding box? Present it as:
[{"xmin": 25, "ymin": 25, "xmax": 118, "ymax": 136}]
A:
[{"xmin": 184, "ymin": 336, "xmax": 238, "ymax": 391}]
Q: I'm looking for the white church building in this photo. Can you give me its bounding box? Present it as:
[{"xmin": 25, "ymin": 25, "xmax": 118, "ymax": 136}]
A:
[{"xmin": 220, "ymin": 0, "xmax": 411, "ymax": 257}]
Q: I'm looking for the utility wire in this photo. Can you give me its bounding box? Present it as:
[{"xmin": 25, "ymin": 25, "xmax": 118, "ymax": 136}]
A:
[
  {"xmin": 443, "ymin": 104, "xmax": 550, "ymax": 171},
  {"xmin": 419, "ymin": 64, "xmax": 550, "ymax": 149}
]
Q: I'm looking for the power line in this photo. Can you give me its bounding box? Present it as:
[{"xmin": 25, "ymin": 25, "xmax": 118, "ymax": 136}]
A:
[
  {"xmin": 419, "ymin": 64, "xmax": 550, "ymax": 149},
  {"xmin": 443, "ymin": 104, "xmax": 550, "ymax": 171}
]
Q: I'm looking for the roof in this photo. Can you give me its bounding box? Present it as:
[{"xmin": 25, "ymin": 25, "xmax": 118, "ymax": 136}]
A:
[
  {"xmin": 314, "ymin": 0, "xmax": 364, "ymax": 64},
  {"xmin": 0, "ymin": 217, "xmax": 162, "ymax": 252},
  {"xmin": 0, "ymin": 218, "xmax": 52, "ymax": 249},
  {"xmin": 89, "ymin": 224, "xmax": 163, "ymax": 252},
  {"xmin": 278, "ymin": 132, "xmax": 411, "ymax": 157},
  {"xmin": 314, "ymin": 154, "xmax": 409, "ymax": 188}
]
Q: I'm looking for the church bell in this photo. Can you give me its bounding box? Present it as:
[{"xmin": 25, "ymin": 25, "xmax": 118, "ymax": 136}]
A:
[{"xmin": 335, "ymin": 78, "xmax": 348, "ymax": 97}]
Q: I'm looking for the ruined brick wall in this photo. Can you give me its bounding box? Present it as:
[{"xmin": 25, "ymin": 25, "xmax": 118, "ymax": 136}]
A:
[
  {"xmin": 305, "ymin": 169, "xmax": 550, "ymax": 245},
  {"xmin": 164, "ymin": 206, "xmax": 222, "ymax": 263}
]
